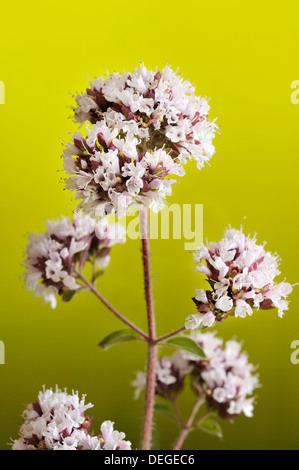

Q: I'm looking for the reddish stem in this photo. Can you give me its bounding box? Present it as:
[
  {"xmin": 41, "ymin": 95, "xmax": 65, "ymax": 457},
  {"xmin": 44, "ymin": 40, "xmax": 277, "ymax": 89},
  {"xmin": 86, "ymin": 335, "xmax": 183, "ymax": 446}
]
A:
[
  {"xmin": 76, "ymin": 271, "xmax": 148, "ymax": 341},
  {"xmin": 155, "ymin": 326, "xmax": 186, "ymax": 344},
  {"xmin": 173, "ymin": 397, "xmax": 203, "ymax": 450},
  {"xmin": 140, "ymin": 207, "xmax": 157, "ymax": 450}
]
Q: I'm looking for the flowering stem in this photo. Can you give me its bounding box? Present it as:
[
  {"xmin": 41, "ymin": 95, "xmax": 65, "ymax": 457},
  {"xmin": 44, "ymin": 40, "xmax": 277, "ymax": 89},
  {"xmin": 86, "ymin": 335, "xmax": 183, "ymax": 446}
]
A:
[
  {"xmin": 155, "ymin": 327, "xmax": 186, "ymax": 344},
  {"xmin": 140, "ymin": 207, "xmax": 157, "ymax": 451},
  {"xmin": 173, "ymin": 397, "xmax": 203, "ymax": 450},
  {"xmin": 194, "ymin": 411, "xmax": 212, "ymax": 428},
  {"xmin": 75, "ymin": 271, "xmax": 148, "ymax": 341},
  {"xmin": 171, "ymin": 398, "xmax": 185, "ymax": 429}
]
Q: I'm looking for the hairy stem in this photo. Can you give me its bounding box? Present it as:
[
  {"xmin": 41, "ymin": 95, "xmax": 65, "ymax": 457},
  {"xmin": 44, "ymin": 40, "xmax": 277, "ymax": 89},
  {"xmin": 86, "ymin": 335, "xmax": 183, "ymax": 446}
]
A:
[
  {"xmin": 75, "ymin": 271, "xmax": 148, "ymax": 341},
  {"xmin": 194, "ymin": 411, "xmax": 212, "ymax": 427},
  {"xmin": 171, "ymin": 399, "xmax": 185, "ymax": 429},
  {"xmin": 173, "ymin": 397, "xmax": 203, "ymax": 450},
  {"xmin": 140, "ymin": 207, "xmax": 157, "ymax": 450},
  {"xmin": 155, "ymin": 326, "xmax": 186, "ymax": 344}
]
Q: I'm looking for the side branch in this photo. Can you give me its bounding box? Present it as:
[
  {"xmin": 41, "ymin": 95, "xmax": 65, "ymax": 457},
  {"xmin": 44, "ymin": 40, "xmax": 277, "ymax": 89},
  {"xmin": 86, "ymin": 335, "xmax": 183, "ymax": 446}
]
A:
[
  {"xmin": 155, "ymin": 327, "xmax": 186, "ymax": 344},
  {"xmin": 173, "ymin": 397, "xmax": 203, "ymax": 450},
  {"xmin": 76, "ymin": 271, "xmax": 148, "ymax": 341}
]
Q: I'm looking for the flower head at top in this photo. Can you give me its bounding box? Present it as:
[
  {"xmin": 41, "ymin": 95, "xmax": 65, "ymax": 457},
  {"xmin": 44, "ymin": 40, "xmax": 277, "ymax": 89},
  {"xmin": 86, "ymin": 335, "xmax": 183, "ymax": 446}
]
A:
[
  {"xmin": 24, "ymin": 212, "xmax": 125, "ymax": 308},
  {"xmin": 64, "ymin": 64, "xmax": 218, "ymax": 217},
  {"xmin": 185, "ymin": 227, "xmax": 294, "ymax": 330},
  {"xmin": 12, "ymin": 387, "xmax": 131, "ymax": 450},
  {"xmin": 63, "ymin": 120, "xmax": 184, "ymax": 217}
]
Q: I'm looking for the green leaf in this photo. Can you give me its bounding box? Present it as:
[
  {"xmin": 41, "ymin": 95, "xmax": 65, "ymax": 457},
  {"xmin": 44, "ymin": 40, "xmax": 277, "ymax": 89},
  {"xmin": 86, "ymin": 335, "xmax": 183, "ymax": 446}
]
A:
[
  {"xmin": 98, "ymin": 329, "xmax": 140, "ymax": 350},
  {"xmin": 198, "ymin": 419, "xmax": 223, "ymax": 438},
  {"xmin": 166, "ymin": 337, "xmax": 206, "ymax": 358},
  {"xmin": 62, "ymin": 290, "xmax": 77, "ymax": 303},
  {"xmin": 154, "ymin": 404, "xmax": 176, "ymax": 422},
  {"xmin": 93, "ymin": 270, "xmax": 105, "ymax": 282}
]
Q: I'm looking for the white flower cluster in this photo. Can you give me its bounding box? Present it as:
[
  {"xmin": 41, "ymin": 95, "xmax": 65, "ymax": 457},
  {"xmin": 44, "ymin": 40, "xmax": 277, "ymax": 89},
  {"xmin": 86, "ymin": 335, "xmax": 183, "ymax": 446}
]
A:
[
  {"xmin": 186, "ymin": 227, "xmax": 294, "ymax": 330},
  {"xmin": 189, "ymin": 332, "xmax": 259, "ymax": 419},
  {"xmin": 25, "ymin": 213, "xmax": 125, "ymax": 308},
  {"xmin": 132, "ymin": 352, "xmax": 191, "ymax": 400},
  {"xmin": 133, "ymin": 332, "xmax": 259, "ymax": 420},
  {"xmin": 63, "ymin": 120, "xmax": 184, "ymax": 217},
  {"xmin": 64, "ymin": 64, "xmax": 218, "ymax": 217},
  {"xmin": 12, "ymin": 387, "xmax": 131, "ymax": 450}
]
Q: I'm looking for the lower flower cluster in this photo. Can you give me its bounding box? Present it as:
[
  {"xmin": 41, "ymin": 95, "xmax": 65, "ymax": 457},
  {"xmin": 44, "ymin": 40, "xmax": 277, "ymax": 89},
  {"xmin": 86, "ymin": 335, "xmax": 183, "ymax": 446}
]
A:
[
  {"xmin": 12, "ymin": 387, "xmax": 131, "ymax": 450},
  {"xmin": 133, "ymin": 332, "xmax": 259, "ymax": 421}
]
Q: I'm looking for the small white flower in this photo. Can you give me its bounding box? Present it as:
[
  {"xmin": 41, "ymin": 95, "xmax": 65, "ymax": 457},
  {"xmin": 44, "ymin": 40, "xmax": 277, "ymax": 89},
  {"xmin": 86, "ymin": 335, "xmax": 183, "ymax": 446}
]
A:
[
  {"xmin": 63, "ymin": 275, "xmax": 79, "ymax": 290},
  {"xmin": 235, "ymin": 299, "xmax": 253, "ymax": 318},
  {"xmin": 215, "ymin": 295, "xmax": 233, "ymax": 312},
  {"xmin": 185, "ymin": 312, "xmax": 215, "ymax": 330},
  {"xmin": 132, "ymin": 372, "xmax": 147, "ymax": 400},
  {"xmin": 195, "ymin": 289, "xmax": 208, "ymax": 303}
]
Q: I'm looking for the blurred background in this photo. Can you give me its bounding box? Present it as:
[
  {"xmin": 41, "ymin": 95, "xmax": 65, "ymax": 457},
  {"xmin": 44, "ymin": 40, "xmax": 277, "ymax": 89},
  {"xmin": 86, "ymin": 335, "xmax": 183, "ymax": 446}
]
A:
[{"xmin": 0, "ymin": 0, "xmax": 298, "ymax": 450}]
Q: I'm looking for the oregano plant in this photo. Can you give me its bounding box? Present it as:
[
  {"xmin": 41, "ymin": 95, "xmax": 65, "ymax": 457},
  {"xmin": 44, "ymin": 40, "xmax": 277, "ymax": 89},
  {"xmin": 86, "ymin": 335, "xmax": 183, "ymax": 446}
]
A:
[{"xmin": 13, "ymin": 65, "xmax": 294, "ymax": 451}]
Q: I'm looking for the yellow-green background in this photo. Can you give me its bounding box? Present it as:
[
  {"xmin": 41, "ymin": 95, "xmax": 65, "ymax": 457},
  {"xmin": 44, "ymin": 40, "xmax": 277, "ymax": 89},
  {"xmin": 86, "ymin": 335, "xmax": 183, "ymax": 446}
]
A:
[{"xmin": 0, "ymin": 0, "xmax": 298, "ymax": 450}]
